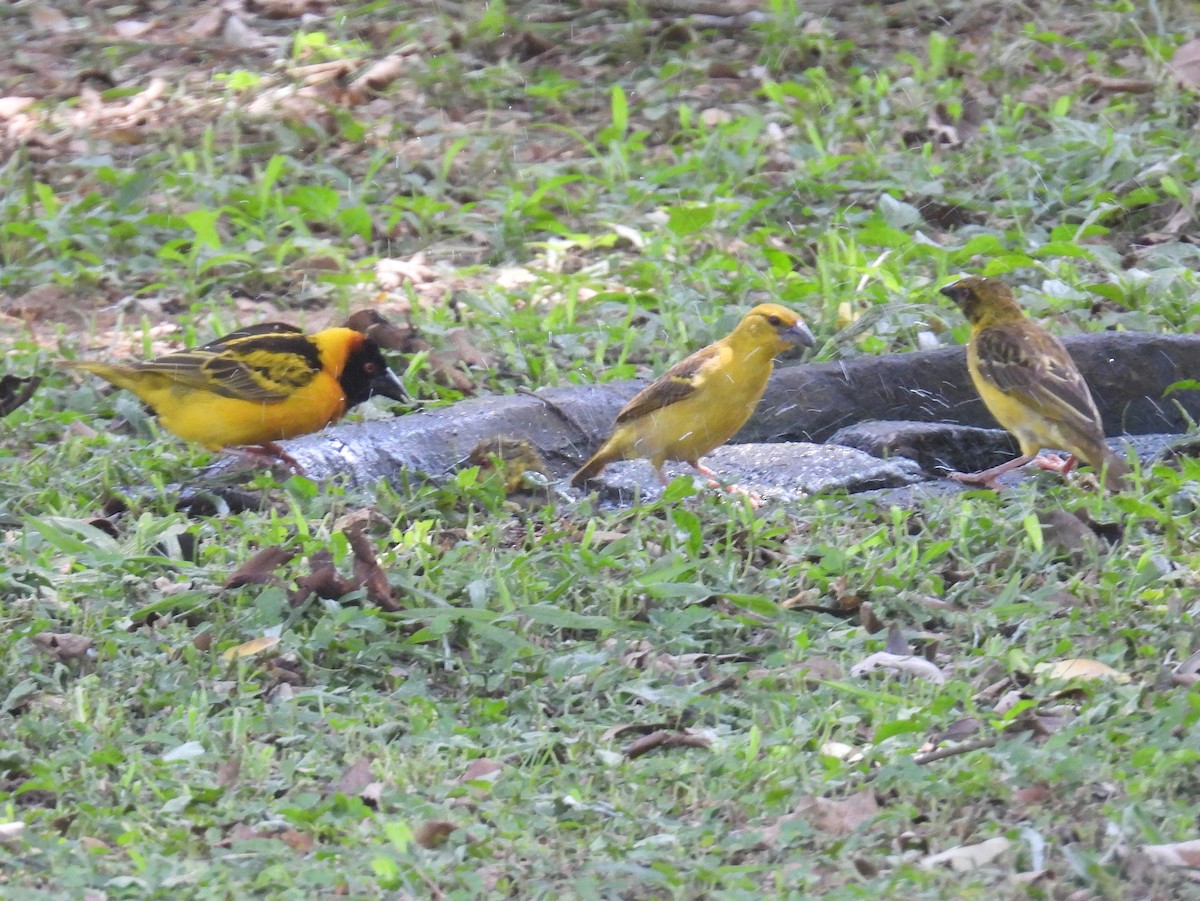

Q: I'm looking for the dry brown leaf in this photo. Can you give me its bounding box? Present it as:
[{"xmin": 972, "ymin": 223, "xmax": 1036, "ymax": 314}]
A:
[
  {"xmin": 818, "ymin": 741, "xmax": 865, "ymax": 763},
  {"xmin": 79, "ymin": 836, "xmax": 110, "ymax": 853},
  {"xmin": 280, "ymin": 829, "xmax": 314, "ymax": 853},
  {"xmin": 216, "ymin": 755, "xmax": 241, "ymax": 789},
  {"xmin": 223, "ymin": 14, "xmax": 271, "ymax": 50},
  {"xmin": 224, "ymin": 545, "xmax": 296, "ymax": 589},
  {"xmin": 1034, "ymin": 658, "xmax": 1131, "ymax": 684},
  {"xmin": 1142, "ymin": 838, "xmax": 1200, "ymax": 868},
  {"xmin": 938, "ymin": 717, "xmax": 983, "ymax": 744},
  {"xmin": 344, "ymin": 309, "xmax": 417, "ymax": 352},
  {"xmin": 345, "ymin": 526, "xmax": 400, "ymax": 612},
  {"xmin": 850, "ymin": 652, "xmax": 945, "ymax": 684},
  {"xmin": 186, "ymin": 6, "xmax": 225, "ymax": 38},
  {"xmin": 290, "ymin": 60, "xmax": 358, "ymax": 87},
  {"xmin": 458, "ymin": 758, "xmax": 503, "ymax": 784},
  {"xmin": 794, "ymin": 789, "xmax": 879, "ymax": 837},
  {"xmin": 289, "ymin": 549, "xmax": 358, "ymax": 607},
  {"xmin": 266, "ymin": 658, "xmax": 304, "ymax": 686},
  {"xmin": 921, "ymin": 836, "xmax": 1010, "ymax": 871},
  {"xmin": 1012, "ymin": 785, "xmax": 1051, "ymax": 808},
  {"xmin": 1173, "ymin": 648, "xmax": 1200, "ymax": 687},
  {"xmin": 376, "ymin": 254, "xmax": 437, "ymax": 290},
  {"xmin": 1171, "ymin": 39, "xmax": 1200, "ymax": 89},
  {"xmin": 858, "ymin": 601, "xmax": 885, "ymax": 633},
  {"xmin": 334, "ymin": 757, "xmax": 374, "ymax": 796},
  {"xmin": 445, "ymin": 328, "xmax": 495, "ymax": 370},
  {"xmin": 347, "ymin": 56, "xmax": 409, "ymax": 102},
  {"xmin": 111, "ymin": 19, "xmax": 155, "ymax": 39},
  {"xmin": 413, "ymin": 820, "xmax": 456, "ymax": 849},
  {"xmin": 31, "ymin": 632, "xmax": 93, "ymax": 661},
  {"xmin": 221, "ymin": 635, "xmax": 280, "ymax": 661},
  {"xmin": 0, "ymin": 97, "xmax": 35, "ymax": 119},
  {"xmin": 360, "ymin": 782, "xmax": 383, "ymax": 808},
  {"xmin": 30, "ymin": 5, "xmax": 71, "ymax": 32},
  {"xmin": 331, "ymin": 508, "xmax": 393, "ymax": 536},
  {"xmin": 253, "ymin": 0, "xmax": 330, "ymax": 17},
  {"xmin": 884, "ymin": 621, "xmax": 910, "ymax": 656}
]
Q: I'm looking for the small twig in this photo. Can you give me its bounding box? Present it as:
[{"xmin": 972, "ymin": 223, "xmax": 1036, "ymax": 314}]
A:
[{"xmin": 913, "ymin": 737, "xmax": 997, "ymax": 766}]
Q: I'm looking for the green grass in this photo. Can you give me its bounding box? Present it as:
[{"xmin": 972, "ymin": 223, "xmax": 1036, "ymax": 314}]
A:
[{"xmin": 3, "ymin": 0, "xmax": 1200, "ymax": 897}]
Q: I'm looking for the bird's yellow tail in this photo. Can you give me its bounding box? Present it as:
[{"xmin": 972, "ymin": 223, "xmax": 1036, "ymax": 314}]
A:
[
  {"xmin": 571, "ymin": 444, "xmax": 618, "ymax": 487},
  {"xmin": 66, "ymin": 361, "xmax": 149, "ymax": 398}
]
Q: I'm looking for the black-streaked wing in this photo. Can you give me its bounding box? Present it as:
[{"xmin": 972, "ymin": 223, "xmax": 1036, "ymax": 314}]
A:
[
  {"xmin": 614, "ymin": 344, "xmax": 722, "ymax": 423},
  {"xmin": 133, "ymin": 330, "xmax": 321, "ymax": 403},
  {"xmin": 975, "ymin": 323, "xmax": 1101, "ymax": 431}
]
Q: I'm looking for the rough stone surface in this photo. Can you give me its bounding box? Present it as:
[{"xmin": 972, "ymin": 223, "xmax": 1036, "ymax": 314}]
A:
[
  {"xmin": 827, "ymin": 420, "xmax": 1019, "ymax": 475},
  {"xmin": 579, "ymin": 441, "xmax": 924, "ymax": 503}
]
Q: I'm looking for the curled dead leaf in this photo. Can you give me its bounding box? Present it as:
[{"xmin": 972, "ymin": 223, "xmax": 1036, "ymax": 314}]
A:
[
  {"xmin": 289, "ymin": 549, "xmax": 358, "ymax": 607},
  {"xmin": 414, "ymin": 820, "xmax": 456, "ymax": 849},
  {"xmin": 458, "ymin": 758, "xmax": 503, "ymax": 784},
  {"xmin": 758, "ymin": 787, "xmax": 883, "ymax": 844},
  {"xmin": 345, "ymin": 525, "xmax": 400, "ymax": 612},
  {"xmin": 347, "ymin": 56, "xmax": 409, "ymax": 104},
  {"xmin": 850, "ymin": 652, "xmax": 945, "ymax": 685},
  {"xmin": 793, "ymin": 789, "xmax": 879, "ymax": 837},
  {"xmin": 334, "ymin": 757, "xmax": 374, "ymax": 796},
  {"xmin": 216, "ymin": 755, "xmax": 241, "ymax": 789},
  {"xmin": 1170, "ymin": 39, "xmax": 1200, "ymax": 89},
  {"xmin": 376, "ymin": 254, "xmax": 437, "ymax": 290},
  {"xmin": 1034, "ymin": 658, "xmax": 1131, "ymax": 684},
  {"xmin": 224, "ymin": 545, "xmax": 295, "ymax": 589},
  {"xmin": 344, "ymin": 309, "xmax": 417, "ymax": 353},
  {"xmin": 818, "ymin": 741, "xmax": 865, "ymax": 763},
  {"xmin": 30, "ymin": 5, "xmax": 72, "ymax": 32},
  {"xmin": 1142, "ymin": 838, "xmax": 1200, "ymax": 868},
  {"xmin": 0, "ymin": 97, "xmax": 36, "ymax": 119},
  {"xmin": 921, "ymin": 836, "xmax": 1010, "ymax": 871},
  {"xmin": 31, "ymin": 632, "xmax": 93, "ymax": 662},
  {"xmin": 221, "ymin": 635, "xmax": 280, "ymax": 661}
]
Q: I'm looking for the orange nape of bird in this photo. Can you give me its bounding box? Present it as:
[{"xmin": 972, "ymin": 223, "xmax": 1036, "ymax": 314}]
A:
[
  {"xmin": 571, "ymin": 303, "xmax": 814, "ymax": 488},
  {"xmin": 68, "ymin": 322, "xmax": 408, "ymax": 470},
  {"xmin": 940, "ymin": 276, "xmax": 1129, "ymax": 491}
]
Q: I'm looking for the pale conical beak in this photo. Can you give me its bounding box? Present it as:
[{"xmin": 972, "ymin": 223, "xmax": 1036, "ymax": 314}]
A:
[
  {"xmin": 783, "ymin": 321, "xmax": 815, "ymax": 347},
  {"xmin": 370, "ymin": 367, "xmax": 410, "ymax": 403}
]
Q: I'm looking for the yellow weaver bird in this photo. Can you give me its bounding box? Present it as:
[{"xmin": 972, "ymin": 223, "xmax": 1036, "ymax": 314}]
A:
[
  {"xmin": 69, "ymin": 322, "xmax": 408, "ymax": 469},
  {"xmin": 571, "ymin": 303, "xmax": 814, "ymax": 487},
  {"xmin": 940, "ymin": 276, "xmax": 1128, "ymax": 491}
]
